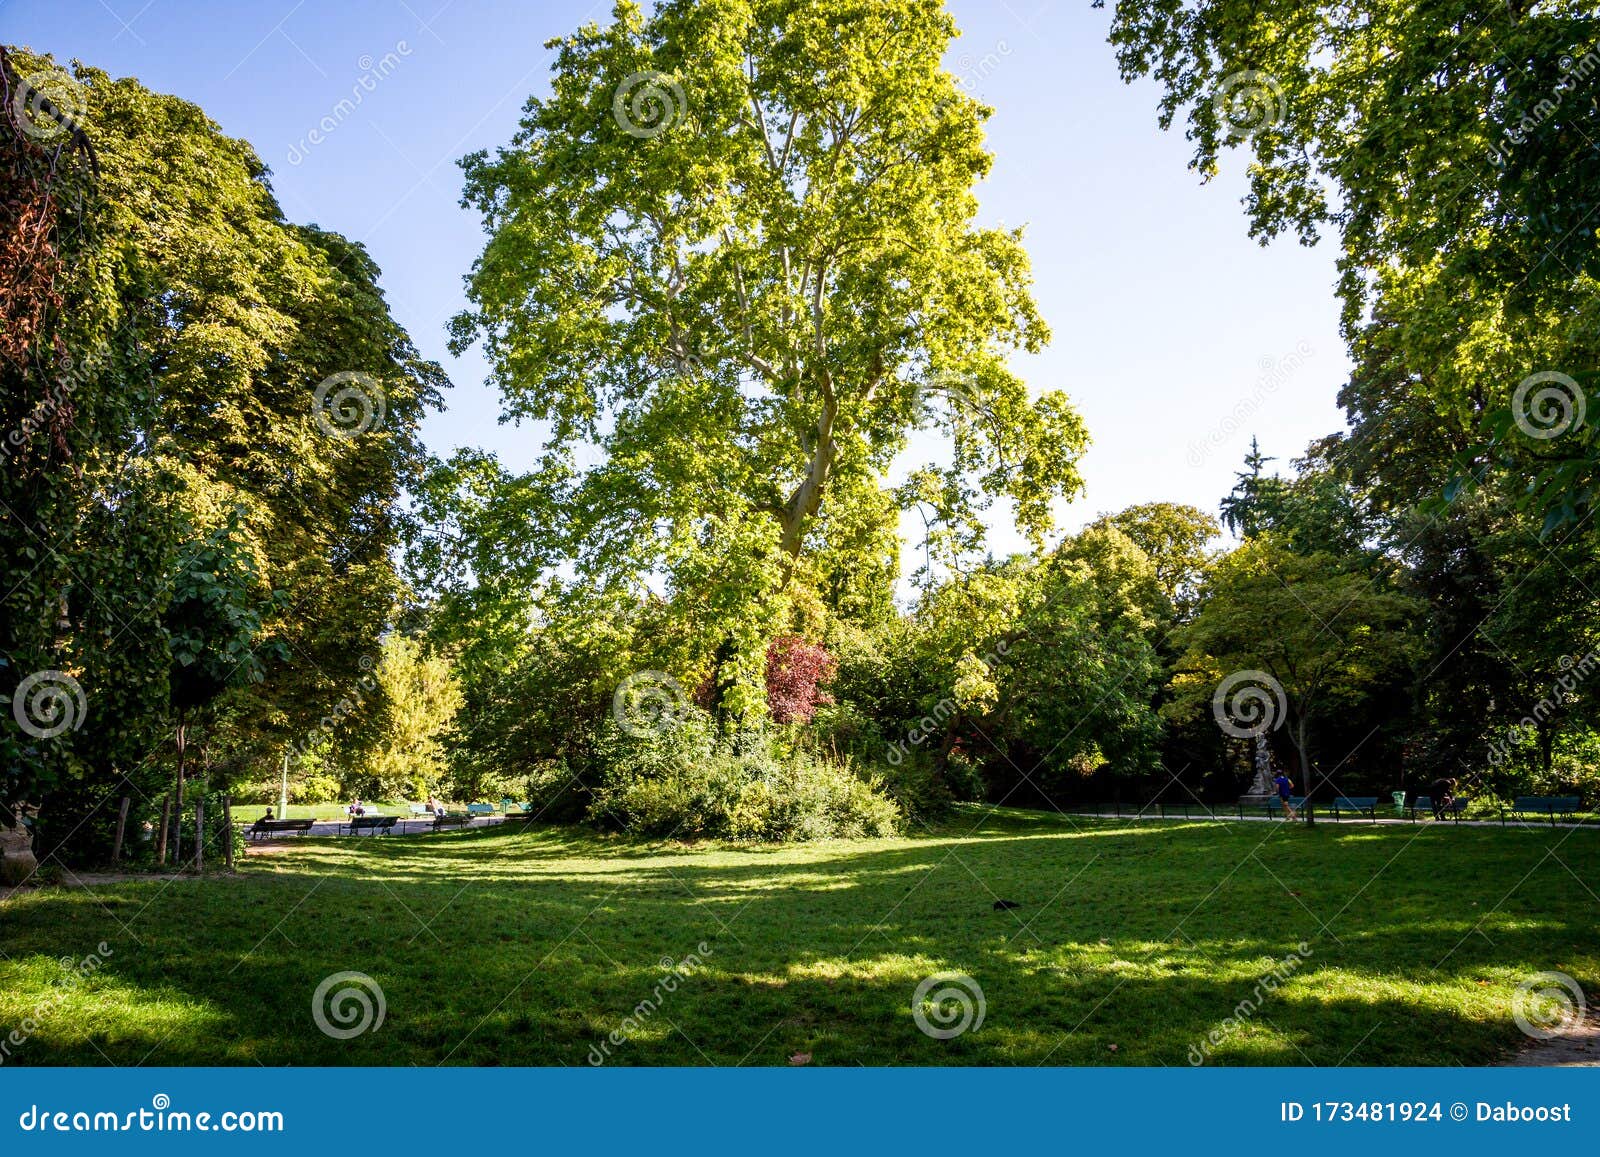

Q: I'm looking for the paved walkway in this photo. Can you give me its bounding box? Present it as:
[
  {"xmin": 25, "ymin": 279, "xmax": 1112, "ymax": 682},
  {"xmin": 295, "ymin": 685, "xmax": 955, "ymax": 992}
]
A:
[
  {"xmin": 1062, "ymin": 809, "xmax": 1598, "ymax": 831},
  {"xmin": 247, "ymin": 815, "xmax": 512, "ymax": 840}
]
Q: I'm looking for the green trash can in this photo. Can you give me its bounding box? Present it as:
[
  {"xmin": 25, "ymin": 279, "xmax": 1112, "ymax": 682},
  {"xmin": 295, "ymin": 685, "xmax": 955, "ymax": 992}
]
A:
[{"xmin": 1392, "ymin": 791, "xmax": 1407, "ymax": 815}]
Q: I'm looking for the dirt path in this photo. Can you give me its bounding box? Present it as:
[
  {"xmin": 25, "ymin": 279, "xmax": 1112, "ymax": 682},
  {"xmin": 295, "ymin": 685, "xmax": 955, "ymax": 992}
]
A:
[{"xmin": 1501, "ymin": 1010, "xmax": 1600, "ymax": 1067}]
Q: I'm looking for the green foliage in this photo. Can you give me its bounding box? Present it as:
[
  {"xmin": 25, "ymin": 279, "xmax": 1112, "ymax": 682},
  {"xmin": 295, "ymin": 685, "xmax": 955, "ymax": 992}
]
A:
[
  {"xmin": 445, "ymin": 0, "xmax": 1088, "ymax": 704},
  {"xmin": 587, "ymin": 711, "xmax": 899, "ymax": 841},
  {"xmin": 1107, "ymin": 0, "xmax": 1600, "ymax": 527}
]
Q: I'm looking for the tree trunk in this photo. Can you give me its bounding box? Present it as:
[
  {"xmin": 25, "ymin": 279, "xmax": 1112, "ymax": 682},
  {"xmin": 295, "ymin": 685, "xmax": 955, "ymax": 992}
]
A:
[
  {"xmin": 157, "ymin": 795, "xmax": 169, "ymax": 864},
  {"xmin": 172, "ymin": 712, "xmax": 187, "ymax": 865},
  {"xmin": 222, "ymin": 794, "xmax": 234, "ymax": 870},
  {"xmin": 194, "ymin": 798, "xmax": 204, "ymax": 873},
  {"xmin": 112, "ymin": 796, "xmax": 130, "ymax": 862}
]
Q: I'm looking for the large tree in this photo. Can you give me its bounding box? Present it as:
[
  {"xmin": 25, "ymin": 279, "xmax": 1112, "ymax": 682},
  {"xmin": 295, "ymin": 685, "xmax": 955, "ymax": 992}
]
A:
[
  {"xmin": 447, "ymin": 0, "xmax": 1088, "ymax": 709},
  {"xmin": 1105, "ymin": 0, "xmax": 1600, "ymax": 530}
]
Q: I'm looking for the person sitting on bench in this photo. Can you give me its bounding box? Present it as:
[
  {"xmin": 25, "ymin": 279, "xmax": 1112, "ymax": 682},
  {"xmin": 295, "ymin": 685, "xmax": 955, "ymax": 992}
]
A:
[
  {"xmin": 1429, "ymin": 777, "xmax": 1455, "ymax": 820},
  {"xmin": 348, "ymin": 798, "xmax": 366, "ymax": 818}
]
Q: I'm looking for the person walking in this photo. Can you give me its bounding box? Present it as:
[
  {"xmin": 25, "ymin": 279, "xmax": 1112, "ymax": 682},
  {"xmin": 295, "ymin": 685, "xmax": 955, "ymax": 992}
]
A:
[{"xmin": 1274, "ymin": 770, "xmax": 1298, "ymax": 821}]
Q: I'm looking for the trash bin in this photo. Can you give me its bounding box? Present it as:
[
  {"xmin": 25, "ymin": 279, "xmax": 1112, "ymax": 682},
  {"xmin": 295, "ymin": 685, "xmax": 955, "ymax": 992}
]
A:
[{"xmin": 1392, "ymin": 791, "xmax": 1407, "ymax": 815}]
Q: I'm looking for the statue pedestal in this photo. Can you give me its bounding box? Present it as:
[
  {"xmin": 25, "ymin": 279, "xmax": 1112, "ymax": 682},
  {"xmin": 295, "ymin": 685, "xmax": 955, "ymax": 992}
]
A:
[
  {"xmin": 0, "ymin": 823, "xmax": 37, "ymax": 886},
  {"xmin": 1238, "ymin": 792, "xmax": 1277, "ymax": 809}
]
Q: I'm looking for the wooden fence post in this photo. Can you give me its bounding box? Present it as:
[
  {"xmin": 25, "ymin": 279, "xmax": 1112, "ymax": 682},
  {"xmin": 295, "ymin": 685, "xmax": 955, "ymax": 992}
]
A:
[
  {"xmin": 112, "ymin": 796, "xmax": 130, "ymax": 862},
  {"xmin": 156, "ymin": 796, "xmax": 170, "ymax": 865},
  {"xmin": 194, "ymin": 798, "xmax": 204, "ymax": 872},
  {"xmin": 221, "ymin": 794, "xmax": 234, "ymax": 870}
]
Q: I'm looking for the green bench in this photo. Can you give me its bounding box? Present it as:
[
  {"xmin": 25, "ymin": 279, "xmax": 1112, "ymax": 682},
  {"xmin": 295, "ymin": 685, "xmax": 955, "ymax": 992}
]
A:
[
  {"xmin": 1241, "ymin": 796, "xmax": 1306, "ymax": 819},
  {"xmin": 1329, "ymin": 796, "xmax": 1379, "ymax": 821},
  {"xmin": 344, "ymin": 815, "xmax": 397, "ymax": 836},
  {"xmin": 1506, "ymin": 796, "xmax": 1582, "ymax": 825},
  {"xmin": 466, "ymin": 803, "xmax": 497, "ymax": 818},
  {"xmin": 1410, "ymin": 795, "xmax": 1467, "ymax": 821}
]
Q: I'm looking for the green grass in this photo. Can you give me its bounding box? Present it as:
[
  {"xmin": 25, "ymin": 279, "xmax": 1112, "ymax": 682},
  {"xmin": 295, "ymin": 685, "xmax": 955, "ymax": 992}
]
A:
[{"xmin": 2, "ymin": 807, "xmax": 1596, "ymax": 1066}]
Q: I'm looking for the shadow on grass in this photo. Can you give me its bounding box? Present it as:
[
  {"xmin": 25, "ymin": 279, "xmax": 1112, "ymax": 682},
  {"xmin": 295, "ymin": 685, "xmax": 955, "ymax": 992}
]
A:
[{"xmin": 1, "ymin": 815, "xmax": 1595, "ymax": 1066}]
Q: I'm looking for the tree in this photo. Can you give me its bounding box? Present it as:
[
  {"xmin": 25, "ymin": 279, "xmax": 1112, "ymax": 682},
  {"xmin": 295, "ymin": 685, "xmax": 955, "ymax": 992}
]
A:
[
  {"xmin": 1105, "ymin": 1, "xmax": 1600, "ymax": 528},
  {"xmin": 1089, "ymin": 502, "xmax": 1217, "ymax": 619},
  {"xmin": 1171, "ymin": 537, "xmax": 1420, "ymax": 799},
  {"xmin": 358, "ymin": 634, "xmax": 463, "ymax": 800},
  {"xmin": 448, "ymin": 0, "xmax": 1088, "ymax": 708}
]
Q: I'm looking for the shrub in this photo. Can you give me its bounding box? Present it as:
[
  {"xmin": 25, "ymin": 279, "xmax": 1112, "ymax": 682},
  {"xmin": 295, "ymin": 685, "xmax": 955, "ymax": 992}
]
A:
[{"xmin": 587, "ymin": 710, "xmax": 899, "ymax": 841}]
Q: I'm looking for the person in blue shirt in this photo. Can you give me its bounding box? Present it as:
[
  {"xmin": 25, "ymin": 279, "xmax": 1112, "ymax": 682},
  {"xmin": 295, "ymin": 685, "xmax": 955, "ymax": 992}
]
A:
[{"xmin": 1273, "ymin": 772, "xmax": 1297, "ymax": 821}]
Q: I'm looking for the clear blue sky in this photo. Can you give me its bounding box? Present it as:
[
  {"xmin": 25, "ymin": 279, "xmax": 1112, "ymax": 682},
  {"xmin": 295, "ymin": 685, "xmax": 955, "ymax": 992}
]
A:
[{"xmin": 8, "ymin": 0, "xmax": 1347, "ymax": 558}]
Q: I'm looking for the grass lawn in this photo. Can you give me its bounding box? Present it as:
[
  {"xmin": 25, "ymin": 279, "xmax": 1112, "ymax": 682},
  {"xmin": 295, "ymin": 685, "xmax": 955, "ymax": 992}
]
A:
[{"xmin": 2, "ymin": 807, "xmax": 1596, "ymax": 1066}]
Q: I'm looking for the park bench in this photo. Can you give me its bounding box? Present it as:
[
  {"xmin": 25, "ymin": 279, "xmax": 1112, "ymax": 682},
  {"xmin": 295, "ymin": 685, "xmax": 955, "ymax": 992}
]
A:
[
  {"xmin": 248, "ymin": 818, "xmax": 315, "ymax": 840},
  {"xmin": 1241, "ymin": 796, "xmax": 1306, "ymax": 820},
  {"xmin": 1329, "ymin": 796, "xmax": 1379, "ymax": 821},
  {"xmin": 432, "ymin": 812, "xmax": 472, "ymax": 830},
  {"xmin": 345, "ymin": 815, "xmax": 398, "ymax": 836},
  {"xmin": 408, "ymin": 804, "xmax": 433, "ymax": 817},
  {"xmin": 1505, "ymin": 796, "xmax": 1582, "ymax": 826},
  {"xmin": 1151, "ymin": 800, "xmax": 1218, "ymax": 819},
  {"xmin": 1409, "ymin": 795, "xmax": 1468, "ymax": 821},
  {"xmin": 466, "ymin": 803, "xmax": 497, "ymax": 818}
]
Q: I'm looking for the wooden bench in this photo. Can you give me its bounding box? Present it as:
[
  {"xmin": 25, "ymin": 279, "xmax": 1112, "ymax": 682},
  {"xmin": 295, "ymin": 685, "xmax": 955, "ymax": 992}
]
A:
[
  {"xmin": 248, "ymin": 818, "xmax": 315, "ymax": 840},
  {"xmin": 1329, "ymin": 796, "xmax": 1379, "ymax": 821},
  {"xmin": 345, "ymin": 815, "xmax": 398, "ymax": 836},
  {"xmin": 1506, "ymin": 796, "xmax": 1582, "ymax": 825},
  {"xmin": 1410, "ymin": 795, "xmax": 1467, "ymax": 821},
  {"xmin": 432, "ymin": 813, "xmax": 471, "ymax": 830}
]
